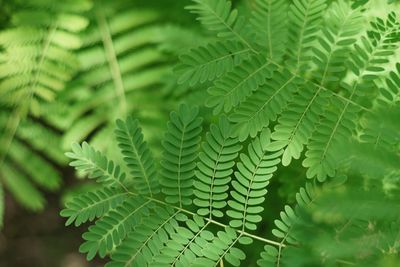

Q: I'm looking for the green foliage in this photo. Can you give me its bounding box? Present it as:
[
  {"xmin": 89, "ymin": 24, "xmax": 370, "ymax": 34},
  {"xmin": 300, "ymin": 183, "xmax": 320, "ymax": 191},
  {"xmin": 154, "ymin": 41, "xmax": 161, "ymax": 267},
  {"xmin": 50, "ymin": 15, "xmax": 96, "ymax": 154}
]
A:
[
  {"xmin": 160, "ymin": 105, "xmax": 203, "ymax": 207},
  {"xmin": 1, "ymin": 0, "xmax": 398, "ymax": 266},
  {"xmin": 177, "ymin": 0, "xmax": 400, "ymax": 182},
  {"xmin": 62, "ymin": 104, "xmax": 400, "ymax": 266},
  {"xmin": 0, "ymin": 0, "xmax": 89, "ymax": 217},
  {"xmin": 44, "ymin": 0, "xmax": 176, "ymax": 154},
  {"xmin": 62, "ymin": 105, "xmax": 285, "ymax": 266},
  {"xmin": 0, "ymin": 0, "xmax": 199, "ymax": 227},
  {"xmin": 61, "ymin": 0, "xmax": 400, "ymax": 266},
  {"xmin": 115, "ymin": 117, "xmax": 158, "ymax": 196}
]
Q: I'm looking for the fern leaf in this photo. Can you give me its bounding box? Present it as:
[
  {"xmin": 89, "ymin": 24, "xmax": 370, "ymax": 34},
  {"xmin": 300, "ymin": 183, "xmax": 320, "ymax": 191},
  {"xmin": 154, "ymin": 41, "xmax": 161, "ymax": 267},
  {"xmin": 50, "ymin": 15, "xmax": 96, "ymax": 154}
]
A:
[
  {"xmin": 175, "ymin": 40, "xmax": 252, "ymax": 86},
  {"xmin": 206, "ymin": 57, "xmax": 276, "ymax": 114},
  {"xmin": 304, "ymin": 12, "xmax": 400, "ymax": 181},
  {"xmin": 107, "ymin": 207, "xmax": 180, "ymax": 267},
  {"xmin": 379, "ymin": 63, "xmax": 400, "ymax": 106},
  {"xmin": 7, "ymin": 139, "xmax": 61, "ymax": 190},
  {"xmin": 161, "ymin": 104, "xmax": 203, "ymax": 207},
  {"xmin": 115, "ymin": 117, "xmax": 159, "ymax": 196},
  {"xmin": 194, "ymin": 116, "xmax": 242, "ymax": 218},
  {"xmin": 44, "ymin": 4, "xmax": 171, "ymax": 153},
  {"xmin": 345, "ymin": 12, "xmax": 400, "ymax": 100},
  {"xmin": 61, "ymin": 187, "xmax": 130, "ymax": 227},
  {"xmin": 152, "ymin": 215, "xmax": 216, "ymax": 266},
  {"xmin": 311, "ymin": 0, "xmax": 363, "ymax": 86},
  {"xmin": 270, "ymin": 83, "xmax": 331, "ymax": 166},
  {"xmin": 258, "ymin": 183, "xmax": 318, "ymax": 266},
  {"xmin": 66, "ymin": 142, "xmax": 127, "ymax": 188},
  {"xmin": 16, "ymin": 117, "xmax": 67, "ymax": 165},
  {"xmin": 187, "ymin": 0, "xmax": 253, "ymax": 49},
  {"xmin": 193, "ymin": 227, "xmax": 246, "ymax": 267},
  {"xmin": 251, "ymin": 0, "xmax": 289, "ymax": 61},
  {"xmin": 80, "ymin": 197, "xmax": 154, "ymax": 260},
  {"xmin": 360, "ymin": 108, "xmax": 400, "ymax": 153},
  {"xmin": 286, "ymin": 0, "xmax": 327, "ymax": 72},
  {"xmin": 1, "ymin": 163, "xmax": 45, "ymax": 211},
  {"xmin": 0, "ymin": 0, "xmax": 89, "ymax": 110},
  {"xmin": 230, "ymin": 70, "xmax": 298, "ymax": 141},
  {"xmin": 228, "ymin": 129, "xmax": 282, "ymax": 231}
]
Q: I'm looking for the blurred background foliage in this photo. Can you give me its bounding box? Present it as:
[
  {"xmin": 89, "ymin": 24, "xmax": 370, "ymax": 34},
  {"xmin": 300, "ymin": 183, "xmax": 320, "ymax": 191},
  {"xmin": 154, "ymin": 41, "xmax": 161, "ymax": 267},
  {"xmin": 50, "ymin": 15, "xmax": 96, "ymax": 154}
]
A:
[{"xmin": 0, "ymin": 0, "xmax": 399, "ymax": 266}]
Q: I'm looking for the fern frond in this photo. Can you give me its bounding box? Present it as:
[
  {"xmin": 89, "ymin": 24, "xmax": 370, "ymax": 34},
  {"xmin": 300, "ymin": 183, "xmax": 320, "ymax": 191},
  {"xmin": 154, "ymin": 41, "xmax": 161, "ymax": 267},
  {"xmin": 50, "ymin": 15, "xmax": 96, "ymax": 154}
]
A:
[
  {"xmin": 304, "ymin": 12, "xmax": 400, "ymax": 181},
  {"xmin": 276, "ymin": 181, "xmax": 320, "ymax": 242},
  {"xmin": 160, "ymin": 104, "xmax": 203, "ymax": 207},
  {"xmin": 228, "ymin": 129, "xmax": 282, "ymax": 231},
  {"xmin": 359, "ymin": 107, "xmax": 400, "ymax": 152},
  {"xmin": 115, "ymin": 117, "xmax": 158, "ymax": 196},
  {"xmin": 66, "ymin": 142, "xmax": 127, "ymax": 188},
  {"xmin": 270, "ymin": 83, "xmax": 331, "ymax": 166},
  {"xmin": 16, "ymin": 117, "xmax": 67, "ymax": 165},
  {"xmin": 60, "ymin": 187, "xmax": 130, "ymax": 227},
  {"xmin": 7, "ymin": 139, "xmax": 61, "ymax": 190},
  {"xmin": 43, "ymin": 3, "xmax": 172, "ymax": 154},
  {"xmin": 80, "ymin": 197, "xmax": 154, "ymax": 260},
  {"xmin": 193, "ymin": 227, "xmax": 246, "ymax": 267},
  {"xmin": 286, "ymin": 0, "xmax": 327, "ymax": 72},
  {"xmin": 303, "ymin": 99, "xmax": 359, "ymax": 181},
  {"xmin": 206, "ymin": 57, "xmax": 276, "ymax": 114},
  {"xmin": 151, "ymin": 215, "xmax": 216, "ymax": 266},
  {"xmin": 251, "ymin": 0, "xmax": 289, "ymax": 61},
  {"xmin": 230, "ymin": 70, "xmax": 299, "ymax": 141},
  {"xmin": 194, "ymin": 116, "xmax": 242, "ymax": 218},
  {"xmin": 0, "ymin": 0, "xmax": 89, "ymax": 221},
  {"xmin": 379, "ymin": 62, "xmax": 400, "ymax": 106},
  {"xmin": 107, "ymin": 207, "xmax": 180, "ymax": 267},
  {"xmin": 1, "ymin": 163, "xmax": 45, "ymax": 211},
  {"xmin": 187, "ymin": 0, "xmax": 253, "ymax": 49},
  {"xmin": 175, "ymin": 41, "xmax": 252, "ymax": 87},
  {"xmin": 0, "ymin": 111, "xmax": 64, "ymax": 214},
  {"xmin": 0, "ymin": 0, "xmax": 89, "ymax": 109},
  {"xmin": 258, "ymin": 183, "xmax": 318, "ymax": 266},
  {"xmin": 311, "ymin": 0, "xmax": 364, "ymax": 86}
]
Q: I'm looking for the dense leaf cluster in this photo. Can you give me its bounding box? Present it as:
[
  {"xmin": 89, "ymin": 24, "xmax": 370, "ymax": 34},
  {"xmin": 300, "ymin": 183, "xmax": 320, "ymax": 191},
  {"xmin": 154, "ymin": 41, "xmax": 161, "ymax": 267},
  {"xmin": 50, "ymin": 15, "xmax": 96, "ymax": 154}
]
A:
[{"xmin": 1, "ymin": 0, "xmax": 399, "ymax": 266}]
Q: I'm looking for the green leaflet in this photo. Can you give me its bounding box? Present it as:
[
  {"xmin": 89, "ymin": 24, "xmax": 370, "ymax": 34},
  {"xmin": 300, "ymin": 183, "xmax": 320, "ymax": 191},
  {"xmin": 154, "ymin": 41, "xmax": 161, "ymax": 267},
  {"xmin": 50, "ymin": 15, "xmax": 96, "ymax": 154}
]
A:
[
  {"xmin": 187, "ymin": 0, "xmax": 252, "ymax": 44},
  {"xmin": 227, "ymin": 129, "xmax": 282, "ymax": 231},
  {"xmin": 230, "ymin": 70, "xmax": 299, "ymax": 141},
  {"xmin": 80, "ymin": 196, "xmax": 154, "ymax": 260},
  {"xmin": 206, "ymin": 56, "xmax": 276, "ymax": 114},
  {"xmin": 161, "ymin": 104, "xmax": 203, "ymax": 207},
  {"xmin": 61, "ymin": 187, "xmax": 130, "ymax": 227},
  {"xmin": 115, "ymin": 117, "xmax": 159, "ymax": 196},
  {"xmin": 194, "ymin": 116, "xmax": 242, "ymax": 218},
  {"xmin": 176, "ymin": 41, "xmax": 252, "ymax": 86},
  {"xmin": 251, "ymin": 0, "xmax": 289, "ymax": 62},
  {"xmin": 66, "ymin": 142, "xmax": 127, "ymax": 187},
  {"xmin": 286, "ymin": 0, "xmax": 327, "ymax": 72}
]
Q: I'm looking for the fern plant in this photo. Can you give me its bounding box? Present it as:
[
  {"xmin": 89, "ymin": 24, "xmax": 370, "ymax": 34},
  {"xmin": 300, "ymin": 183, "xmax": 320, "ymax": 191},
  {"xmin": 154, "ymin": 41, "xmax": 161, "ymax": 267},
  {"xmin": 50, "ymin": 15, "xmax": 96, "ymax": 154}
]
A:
[
  {"xmin": 60, "ymin": 0, "xmax": 400, "ymax": 266},
  {"xmin": 0, "ymin": 0, "xmax": 89, "ymax": 225},
  {"xmin": 62, "ymin": 104, "xmax": 400, "ymax": 266},
  {"xmin": 62, "ymin": 104, "xmax": 285, "ymax": 266}
]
